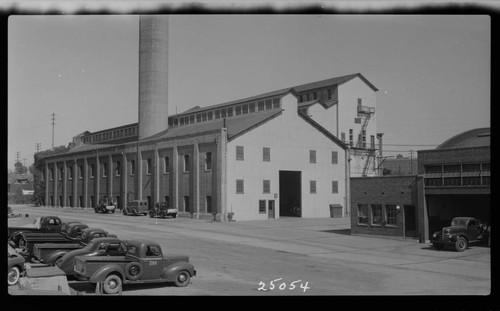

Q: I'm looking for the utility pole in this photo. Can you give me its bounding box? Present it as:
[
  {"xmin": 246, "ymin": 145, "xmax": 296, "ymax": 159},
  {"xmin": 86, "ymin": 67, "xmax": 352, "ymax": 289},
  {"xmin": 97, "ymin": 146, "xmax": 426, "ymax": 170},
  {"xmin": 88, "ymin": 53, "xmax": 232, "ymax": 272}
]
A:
[
  {"xmin": 16, "ymin": 151, "xmax": 21, "ymax": 163},
  {"xmin": 35, "ymin": 143, "xmax": 41, "ymax": 153},
  {"xmin": 51, "ymin": 113, "xmax": 56, "ymax": 148},
  {"xmin": 410, "ymin": 149, "xmax": 414, "ymax": 174}
]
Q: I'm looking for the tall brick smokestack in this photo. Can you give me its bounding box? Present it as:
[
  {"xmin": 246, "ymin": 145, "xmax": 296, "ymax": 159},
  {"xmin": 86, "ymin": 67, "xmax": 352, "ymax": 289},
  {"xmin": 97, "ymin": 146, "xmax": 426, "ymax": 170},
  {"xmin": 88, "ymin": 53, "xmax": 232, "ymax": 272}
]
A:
[{"xmin": 138, "ymin": 15, "xmax": 169, "ymax": 139}]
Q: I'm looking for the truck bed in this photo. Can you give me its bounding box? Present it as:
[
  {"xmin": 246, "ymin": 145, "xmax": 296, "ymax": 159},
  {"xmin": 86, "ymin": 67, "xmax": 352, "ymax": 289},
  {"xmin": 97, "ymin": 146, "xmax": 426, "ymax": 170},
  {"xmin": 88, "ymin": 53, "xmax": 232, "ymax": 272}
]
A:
[{"xmin": 22, "ymin": 233, "xmax": 68, "ymax": 243}]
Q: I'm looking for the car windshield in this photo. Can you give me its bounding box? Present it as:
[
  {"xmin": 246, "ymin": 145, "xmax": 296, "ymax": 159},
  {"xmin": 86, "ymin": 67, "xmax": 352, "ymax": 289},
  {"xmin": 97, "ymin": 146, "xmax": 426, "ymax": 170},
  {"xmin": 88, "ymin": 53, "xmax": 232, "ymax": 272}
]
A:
[{"xmin": 451, "ymin": 219, "xmax": 468, "ymax": 226}]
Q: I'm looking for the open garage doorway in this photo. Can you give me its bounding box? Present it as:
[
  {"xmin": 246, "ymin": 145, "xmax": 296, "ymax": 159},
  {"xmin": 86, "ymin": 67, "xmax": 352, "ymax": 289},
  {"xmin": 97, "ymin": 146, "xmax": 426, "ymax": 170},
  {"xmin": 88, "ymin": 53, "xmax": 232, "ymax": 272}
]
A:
[
  {"xmin": 426, "ymin": 194, "xmax": 490, "ymax": 233},
  {"xmin": 279, "ymin": 171, "xmax": 301, "ymax": 217}
]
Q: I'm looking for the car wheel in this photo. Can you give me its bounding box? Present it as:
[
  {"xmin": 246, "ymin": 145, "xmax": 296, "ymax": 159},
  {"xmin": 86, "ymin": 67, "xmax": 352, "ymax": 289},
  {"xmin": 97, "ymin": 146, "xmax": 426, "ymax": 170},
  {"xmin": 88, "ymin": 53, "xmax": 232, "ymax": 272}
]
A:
[
  {"xmin": 455, "ymin": 237, "xmax": 468, "ymax": 252},
  {"xmin": 172, "ymin": 214, "xmax": 177, "ymax": 219},
  {"xmin": 174, "ymin": 270, "xmax": 191, "ymax": 287},
  {"xmin": 149, "ymin": 210, "xmax": 155, "ymax": 218},
  {"xmin": 8, "ymin": 267, "xmax": 20, "ymax": 286},
  {"xmin": 432, "ymin": 243, "xmax": 444, "ymax": 250},
  {"xmin": 103, "ymin": 274, "xmax": 122, "ymax": 295},
  {"xmin": 123, "ymin": 208, "xmax": 128, "ymax": 215},
  {"xmin": 94, "ymin": 208, "xmax": 98, "ymax": 213},
  {"xmin": 125, "ymin": 262, "xmax": 143, "ymax": 281}
]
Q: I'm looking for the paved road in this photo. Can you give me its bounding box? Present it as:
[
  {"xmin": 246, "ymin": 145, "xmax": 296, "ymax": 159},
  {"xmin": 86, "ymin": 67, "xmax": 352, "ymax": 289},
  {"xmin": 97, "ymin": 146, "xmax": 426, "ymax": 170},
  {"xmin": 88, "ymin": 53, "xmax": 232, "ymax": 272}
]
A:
[{"xmin": 8, "ymin": 205, "xmax": 491, "ymax": 296}]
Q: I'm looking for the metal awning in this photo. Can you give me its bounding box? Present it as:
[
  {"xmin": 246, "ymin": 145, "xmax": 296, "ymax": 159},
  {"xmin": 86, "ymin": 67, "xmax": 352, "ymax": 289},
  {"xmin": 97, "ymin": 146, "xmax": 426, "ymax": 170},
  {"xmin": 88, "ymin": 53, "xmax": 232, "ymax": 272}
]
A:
[
  {"xmin": 442, "ymin": 172, "xmax": 460, "ymax": 178},
  {"xmin": 424, "ymin": 172, "xmax": 442, "ymax": 178},
  {"xmin": 461, "ymin": 171, "xmax": 481, "ymax": 177}
]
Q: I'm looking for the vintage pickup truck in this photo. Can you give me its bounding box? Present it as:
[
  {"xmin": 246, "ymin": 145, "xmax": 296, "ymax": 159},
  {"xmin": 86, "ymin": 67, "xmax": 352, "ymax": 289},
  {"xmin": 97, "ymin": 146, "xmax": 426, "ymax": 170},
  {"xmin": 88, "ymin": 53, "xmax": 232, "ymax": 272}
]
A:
[
  {"xmin": 16, "ymin": 223, "xmax": 90, "ymax": 260},
  {"xmin": 73, "ymin": 239, "xmax": 196, "ymax": 294},
  {"xmin": 430, "ymin": 217, "xmax": 489, "ymax": 252},
  {"xmin": 8, "ymin": 216, "xmax": 63, "ymax": 245},
  {"xmin": 56, "ymin": 237, "xmax": 128, "ymax": 277},
  {"xmin": 32, "ymin": 228, "xmax": 118, "ymax": 265},
  {"xmin": 149, "ymin": 202, "xmax": 178, "ymax": 219}
]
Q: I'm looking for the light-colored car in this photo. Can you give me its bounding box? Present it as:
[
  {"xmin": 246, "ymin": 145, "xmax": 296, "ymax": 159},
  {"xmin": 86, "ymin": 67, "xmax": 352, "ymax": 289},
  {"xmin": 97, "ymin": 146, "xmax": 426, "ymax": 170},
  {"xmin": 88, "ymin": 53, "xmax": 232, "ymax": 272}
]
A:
[{"xmin": 8, "ymin": 245, "xmax": 25, "ymax": 286}]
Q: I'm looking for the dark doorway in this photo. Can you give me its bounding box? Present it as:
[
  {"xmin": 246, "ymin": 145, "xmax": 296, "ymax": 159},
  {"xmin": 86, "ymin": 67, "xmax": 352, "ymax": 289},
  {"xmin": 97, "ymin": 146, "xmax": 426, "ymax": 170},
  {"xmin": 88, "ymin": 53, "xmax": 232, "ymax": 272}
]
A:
[
  {"xmin": 404, "ymin": 205, "xmax": 417, "ymax": 237},
  {"xmin": 147, "ymin": 196, "xmax": 152, "ymax": 211},
  {"xmin": 279, "ymin": 171, "xmax": 301, "ymax": 217}
]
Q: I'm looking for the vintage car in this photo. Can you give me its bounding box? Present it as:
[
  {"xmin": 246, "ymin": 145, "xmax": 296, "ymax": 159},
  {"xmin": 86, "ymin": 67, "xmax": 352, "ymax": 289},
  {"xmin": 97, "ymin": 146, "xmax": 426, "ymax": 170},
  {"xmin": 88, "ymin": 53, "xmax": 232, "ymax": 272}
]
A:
[
  {"xmin": 8, "ymin": 216, "xmax": 63, "ymax": 245},
  {"xmin": 149, "ymin": 202, "xmax": 178, "ymax": 218},
  {"xmin": 56, "ymin": 237, "xmax": 128, "ymax": 277},
  {"xmin": 430, "ymin": 217, "xmax": 489, "ymax": 252},
  {"xmin": 73, "ymin": 239, "xmax": 196, "ymax": 294},
  {"xmin": 16, "ymin": 222, "xmax": 90, "ymax": 260},
  {"xmin": 95, "ymin": 197, "xmax": 117, "ymax": 214},
  {"xmin": 123, "ymin": 200, "xmax": 149, "ymax": 216},
  {"xmin": 8, "ymin": 245, "xmax": 25, "ymax": 286},
  {"xmin": 33, "ymin": 228, "xmax": 118, "ymax": 265}
]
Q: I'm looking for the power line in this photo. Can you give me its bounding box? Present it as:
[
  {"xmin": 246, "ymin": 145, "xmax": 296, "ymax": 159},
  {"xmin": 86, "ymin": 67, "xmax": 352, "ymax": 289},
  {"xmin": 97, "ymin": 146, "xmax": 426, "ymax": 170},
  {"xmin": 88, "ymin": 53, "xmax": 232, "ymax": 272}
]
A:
[{"xmin": 35, "ymin": 143, "xmax": 42, "ymax": 153}]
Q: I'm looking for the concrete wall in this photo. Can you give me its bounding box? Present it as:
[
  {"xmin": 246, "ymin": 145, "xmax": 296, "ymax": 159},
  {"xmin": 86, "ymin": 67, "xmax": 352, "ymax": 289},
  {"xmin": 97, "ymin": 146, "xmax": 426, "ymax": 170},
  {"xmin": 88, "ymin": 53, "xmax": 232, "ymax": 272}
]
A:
[{"xmin": 226, "ymin": 93, "xmax": 346, "ymax": 221}]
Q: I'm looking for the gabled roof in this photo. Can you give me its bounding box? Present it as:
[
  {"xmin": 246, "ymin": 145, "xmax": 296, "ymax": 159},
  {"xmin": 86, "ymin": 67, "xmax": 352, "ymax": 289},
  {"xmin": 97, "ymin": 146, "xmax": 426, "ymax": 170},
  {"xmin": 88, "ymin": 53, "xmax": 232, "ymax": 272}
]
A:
[
  {"xmin": 298, "ymin": 110, "xmax": 346, "ymax": 150},
  {"xmin": 145, "ymin": 109, "xmax": 283, "ymax": 142},
  {"xmin": 292, "ymin": 73, "xmax": 378, "ymax": 92}
]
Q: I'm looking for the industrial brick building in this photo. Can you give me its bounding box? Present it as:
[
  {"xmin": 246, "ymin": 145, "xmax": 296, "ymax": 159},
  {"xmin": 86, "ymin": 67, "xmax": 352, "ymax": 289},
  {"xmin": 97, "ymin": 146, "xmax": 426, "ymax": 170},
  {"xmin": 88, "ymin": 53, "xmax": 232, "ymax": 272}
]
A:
[
  {"xmin": 37, "ymin": 15, "xmax": 382, "ymax": 221},
  {"xmin": 350, "ymin": 127, "xmax": 490, "ymax": 242}
]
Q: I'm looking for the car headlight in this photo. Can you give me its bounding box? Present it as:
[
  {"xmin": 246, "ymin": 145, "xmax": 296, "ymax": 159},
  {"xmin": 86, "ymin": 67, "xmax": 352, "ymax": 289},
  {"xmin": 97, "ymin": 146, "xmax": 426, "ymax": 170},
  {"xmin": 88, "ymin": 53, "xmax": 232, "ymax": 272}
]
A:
[{"xmin": 432, "ymin": 232, "xmax": 437, "ymax": 238}]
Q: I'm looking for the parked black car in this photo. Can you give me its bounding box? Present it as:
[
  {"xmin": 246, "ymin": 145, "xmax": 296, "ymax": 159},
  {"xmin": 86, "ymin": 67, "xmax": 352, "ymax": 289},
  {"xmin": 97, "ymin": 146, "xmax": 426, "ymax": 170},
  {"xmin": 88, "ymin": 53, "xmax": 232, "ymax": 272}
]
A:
[{"xmin": 430, "ymin": 217, "xmax": 489, "ymax": 252}]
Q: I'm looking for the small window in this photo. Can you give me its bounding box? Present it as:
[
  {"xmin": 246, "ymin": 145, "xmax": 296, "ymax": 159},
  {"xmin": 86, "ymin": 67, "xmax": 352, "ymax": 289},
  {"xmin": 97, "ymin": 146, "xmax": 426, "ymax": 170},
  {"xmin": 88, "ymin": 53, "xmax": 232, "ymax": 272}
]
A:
[
  {"xmin": 236, "ymin": 179, "xmax": 244, "ymax": 194},
  {"xmin": 263, "ymin": 180, "xmax": 270, "ymax": 194},
  {"xmin": 332, "ymin": 181, "xmax": 338, "ymax": 194},
  {"xmin": 68, "ymin": 166, "xmax": 73, "ymax": 180},
  {"xmin": 258, "ymin": 101, "xmax": 265, "ymax": 111},
  {"xmin": 189, "ymin": 115, "xmax": 195, "ymax": 123},
  {"xmin": 263, "ymin": 147, "xmax": 270, "ymax": 162},
  {"xmin": 384, "ymin": 205, "xmax": 397, "ymax": 226},
  {"xmin": 113, "ymin": 161, "xmax": 119, "ymax": 177},
  {"xmin": 207, "ymin": 111, "xmax": 213, "ymax": 120},
  {"xmin": 249, "ymin": 102, "xmax": 256, "ymax": 112},
  {"xmin": 50, "ymin": 168, "xmax": 54, "ymax": 181},
  {"xmin": 358, "ymin": 204, "xmax": 368, "ymax": 225},
  {"xmin": 341, "ymin": 132, "xmax": 346, "ymax": 143},
  {"xmin": 227, "ymin": 108, "xmax": 233, "ymax": 117},
  {"xmin": 242, "ymin": 104, "xmax": 248, "ymax": 114},
  {"xmin": 310, "ymin": 180, "xmax": 316, "ymax": 194},
  {"xmin": 183, "ymin": 196, "xmax": 190, "ymax": 212},
  {"xmin": 164, "ymin": 157, "xmax": 170, "ymax": 174},
  {"xmin": 146, "ymin": 245, "xmax": 161, "ymax": 257},
  {"xmin": 102, "ymin": 163, "xmax": 107, "ymax": 177},
  {"xmin": 205, "ymin": 152, "xmax": 212, "ymax": 171},
  {"xmin": 130, "ymin": 160, "xmax": 135, "ymax": 176},
  {"xmin": 331, "ymin": 151, "xmax": 338, "ymax": 164},
  {"xmin": 265, "ymin": 99, "xmax": 272, "ymax": 110},
  {"xmin": 90, "ymin": 165, "xmax": 94, "ymax": 178},
  {"xmin": 372, "ymin": 204, "xmax": 383, "ymax": 225},
  {"xmin": 79, "ymin": 165, "xmax": 83, "ymax": 179},
  {"xmin": 202, "ymin": 113, "xmax": 207, "ymax": 121},
  {"xmin": 147, "ymin": 159, "xmax": 152, "ymax": 175},
  {"xmin": 327, "ymin": 89, "xmax": 332, "ymax": 100},
  {"xmin": 59, "ymin": 167, "xmax": 63, "ymax": 180},
  {"xmin": 196, "ymin": 114, "xmax": 202, "ymax": 122},
  {"xmin": 349, "ymin": 129, "xmax": 353, "ymax": 146},
  {"xmin": 235, "ymin": 105, "xmax": 242, "ymax": 115},
  {"xmin": 221, "ymin": 109, "xmax": 227, "ymax": 118},
  {"xmin": 259, "ymin": 200, "xmax": 266, "ymax": 214},
  {"xmin": 206, "ymin": 196, "xmax": 213, "ymax": 213},
  {"xmin": 184, "ymin": 155, "xmax": 190, "ymax": 172},
  {"xmin": 215, "ymin": 110, "xmax": 221, "ymax": 119},
  {"xmin": 236, "ymin": 146, "xmax": 244, "ymax": 161},
  {"xmin": 309, "ymin": 150, "xmax": 316, "ymax": 164},
  {"xmin": 272, "ymin": 98, "xmax": 280, "ymax": 108}
]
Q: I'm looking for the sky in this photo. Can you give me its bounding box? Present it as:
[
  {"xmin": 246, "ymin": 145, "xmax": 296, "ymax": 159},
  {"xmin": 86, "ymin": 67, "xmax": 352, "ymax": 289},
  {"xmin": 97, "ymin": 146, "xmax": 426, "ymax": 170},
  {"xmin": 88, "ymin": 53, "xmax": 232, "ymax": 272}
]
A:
[{"xmin": 8, "ymin": 13, "xmax": 490, "ymax": 169}]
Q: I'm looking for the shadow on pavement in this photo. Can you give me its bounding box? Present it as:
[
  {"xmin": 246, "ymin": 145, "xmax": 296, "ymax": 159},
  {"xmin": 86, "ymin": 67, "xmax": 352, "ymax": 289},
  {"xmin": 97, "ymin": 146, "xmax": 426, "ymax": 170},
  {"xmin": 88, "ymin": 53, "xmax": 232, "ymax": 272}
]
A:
[{"xmin": 320, "ymin": 228, "xmax": 351, "ymax": 235}]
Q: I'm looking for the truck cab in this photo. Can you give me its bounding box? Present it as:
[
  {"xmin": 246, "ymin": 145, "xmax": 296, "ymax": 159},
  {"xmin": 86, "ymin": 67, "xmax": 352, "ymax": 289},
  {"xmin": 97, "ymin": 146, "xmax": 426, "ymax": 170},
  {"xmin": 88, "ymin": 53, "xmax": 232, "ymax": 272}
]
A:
[{"xmin": 123, "ymin": 200, "xmax": 149, "ymax": 216}]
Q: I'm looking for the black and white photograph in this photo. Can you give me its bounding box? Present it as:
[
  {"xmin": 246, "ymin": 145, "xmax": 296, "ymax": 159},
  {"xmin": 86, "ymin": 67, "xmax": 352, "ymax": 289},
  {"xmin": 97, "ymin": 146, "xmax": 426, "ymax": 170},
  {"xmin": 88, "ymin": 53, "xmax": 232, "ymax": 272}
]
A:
[{"xmin": 5, "ymin": 1, "xmax": 493, "ymax": 302}]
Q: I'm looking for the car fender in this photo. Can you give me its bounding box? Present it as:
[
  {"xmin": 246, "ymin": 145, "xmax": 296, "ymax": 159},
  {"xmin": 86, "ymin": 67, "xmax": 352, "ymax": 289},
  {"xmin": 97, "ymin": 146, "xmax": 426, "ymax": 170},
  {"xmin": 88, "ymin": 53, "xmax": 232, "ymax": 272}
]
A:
[
  {"xmin": 161, "ymin": 262, "xmax": 195, "ymax": 281},
  {"xmin": 44, "ymin": 250, "xmax": 70, "ymax": 265},
  {"xmin": 89, "ymin": 264, "xmax": 124, "ymax": 283}
]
